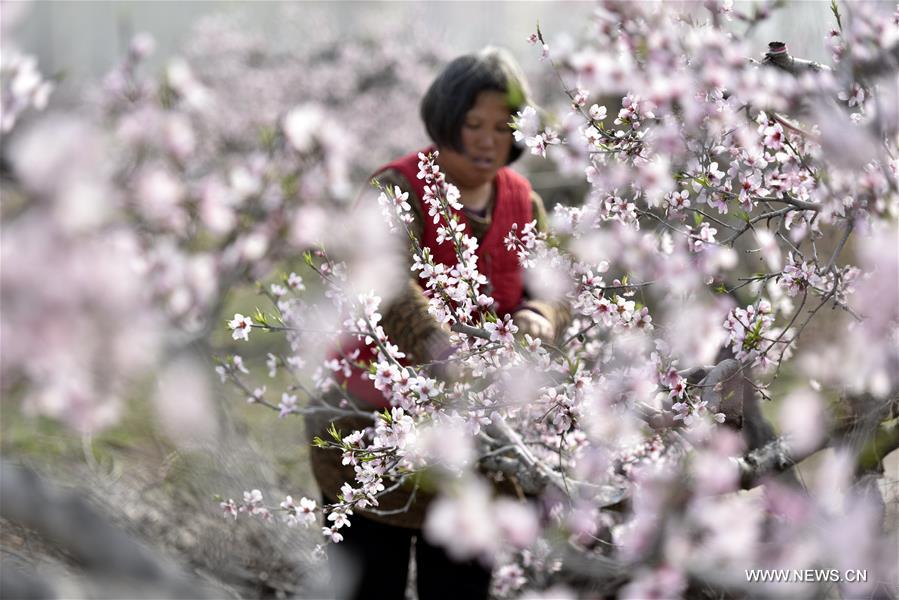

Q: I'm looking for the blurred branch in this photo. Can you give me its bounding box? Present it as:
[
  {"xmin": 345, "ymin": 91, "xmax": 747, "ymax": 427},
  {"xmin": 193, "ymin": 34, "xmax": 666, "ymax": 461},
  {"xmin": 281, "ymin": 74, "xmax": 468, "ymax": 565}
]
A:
[
  {"xmin": 698, "ymin": 358, "xmax": 743, "ymax": 421},
  {"xmin": 485, "ymin": 415, "xmax": 564, "ymax": 493},
  {"xmin": 637, "ymin": 358, "xmax": 897, "ymax": 490},
  {"xmin": 823, "ymin": 218, "xmax": 854, "ymax": 273},
  {"xmin": 854, "ymin": 42, "xmax": 899, "ymax": 79},
  {"xmin": 734, "ymin": 434, "xmax": 803, "ymax": 488},
  {"xmin": 451, "ymin": 322, "xmax": 492, "ymax": 341},
  {"xmin": 479, "ymin": 419, "xmax": 628, "ymax": 506},
  {"xmin": 772, "ymin": 112, "xmax": 818, "ymax": 139},
  {"xmin": 762, "ymin": 41, "xmax": 832, "ymax": 75},
  {"xmin": 857, "ymin": 417, "xmax": 899, "ymax": 471},
  {"xmin": 735, "ymin": 408, "xmax": 899, "ymax": 488}
]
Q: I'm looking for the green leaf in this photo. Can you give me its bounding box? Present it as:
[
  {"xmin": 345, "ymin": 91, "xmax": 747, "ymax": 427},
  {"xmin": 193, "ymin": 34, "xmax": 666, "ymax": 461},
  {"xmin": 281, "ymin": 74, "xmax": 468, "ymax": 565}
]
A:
[
  {"xmin": 158, "ymin": 76, "xmax": 176, "ymax": 110},
  {"xmin": 506, "ymin": 81, "xmax": 525, "ymax": 109},
  {"xmin": 258, "ymin": 125, "xmax": 277, "ymax": 151},
  {"xmin": 253, "ymin": 307, "xmax": 267, "ymax": 326},
  {"xmin": 743, "ymin": 318, "xmax": 765, "ymax": 350},
  {"xmin": 830, "ymin": 0, "xmax": 843, "ymax": 32},
  {"xmin": 693, "ymin": 212, "xmax": 704, "ymax": 227},
  {"xmin": 281, "ymin": 173, "xmax": 299, "ymax": 198}
]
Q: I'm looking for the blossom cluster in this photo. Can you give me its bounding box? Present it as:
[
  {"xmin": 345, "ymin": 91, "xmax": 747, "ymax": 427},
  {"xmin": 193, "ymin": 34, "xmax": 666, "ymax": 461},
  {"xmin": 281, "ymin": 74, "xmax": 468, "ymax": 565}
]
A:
[
  {"xmin": 0, "ymin": 48, "xmax": 53, "ymax": 132},
  {"xmin": 220, "ymin": 489, "xmax": 318, "ymax": 530},
  {"xmin": 0, "ymin": 3, "xmax": 53, "ymax": 131},
  {"xmin": 512, "ymin": 105, "xmax": 561, "ymax": 158},
  {"xmin": 2, "ymin": 17, "xmax": 164, "ymax": 431},
  {"xmin": 723, "ymin": 300, "xmax": 785, "ymax": 369}
]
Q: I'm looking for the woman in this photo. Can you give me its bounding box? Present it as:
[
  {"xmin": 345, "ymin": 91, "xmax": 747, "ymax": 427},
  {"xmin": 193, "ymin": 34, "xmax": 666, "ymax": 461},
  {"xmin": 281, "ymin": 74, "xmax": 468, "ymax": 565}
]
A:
[{"xmin": 307, "ymin": 47, "xmax": 568, "ymax": 600}]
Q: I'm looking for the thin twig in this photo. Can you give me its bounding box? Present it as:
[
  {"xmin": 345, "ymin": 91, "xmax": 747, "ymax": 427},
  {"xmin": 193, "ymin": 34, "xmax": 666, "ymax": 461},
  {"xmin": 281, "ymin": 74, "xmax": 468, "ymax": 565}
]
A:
[{"xmin": 822, "ymin": 218, "xmax": 854, "ymax": 274}]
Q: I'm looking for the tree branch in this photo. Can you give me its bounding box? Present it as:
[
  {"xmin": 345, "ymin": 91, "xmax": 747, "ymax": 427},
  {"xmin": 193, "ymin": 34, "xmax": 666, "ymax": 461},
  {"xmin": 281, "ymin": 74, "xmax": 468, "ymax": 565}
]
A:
[
  {"xmin": 451, "ymin": 322, "xmax": 492, "ymax": 341},
  {"xmin": 854, "ymin": 41, "xmax": 899, "ymax": 79},
  {"xmin": 735, "ymin": 414, "xmax": 899, "ymax": 488},
  {"xmin": 822, "ymin": 218, "xmax": 854, "ymax": 273}
]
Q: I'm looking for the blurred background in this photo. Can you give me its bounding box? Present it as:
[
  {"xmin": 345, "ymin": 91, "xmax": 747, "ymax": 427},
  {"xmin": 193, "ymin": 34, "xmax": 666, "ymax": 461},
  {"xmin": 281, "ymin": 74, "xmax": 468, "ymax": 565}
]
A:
[
  {"xmin": 11, "ymin": 0, "xmax": 838, "ymax": 209},
  {"xmin": 16, "ymin": 1, "xmax": 832, "ymax": 90},
  {"xmin": 17, "ymin": 2, "xmax": 594, "ymax": 94},
  {"xmin": 1, "ymin": 2, "xmax": 862, "ymax": 599}
]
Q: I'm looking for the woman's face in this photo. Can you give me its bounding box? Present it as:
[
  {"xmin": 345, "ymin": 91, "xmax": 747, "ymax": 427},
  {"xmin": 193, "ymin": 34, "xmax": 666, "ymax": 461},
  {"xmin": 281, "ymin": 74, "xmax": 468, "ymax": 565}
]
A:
[{"xmin": 438, "ymin": 90, "xmax": 514, "ymax": 189}]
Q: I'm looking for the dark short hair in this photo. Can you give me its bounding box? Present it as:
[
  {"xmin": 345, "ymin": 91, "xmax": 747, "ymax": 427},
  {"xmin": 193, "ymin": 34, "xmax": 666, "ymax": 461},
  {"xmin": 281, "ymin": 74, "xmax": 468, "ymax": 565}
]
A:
[{"xmin": 420, "ymin": 47, "xmax": 531, "ymax": 164}]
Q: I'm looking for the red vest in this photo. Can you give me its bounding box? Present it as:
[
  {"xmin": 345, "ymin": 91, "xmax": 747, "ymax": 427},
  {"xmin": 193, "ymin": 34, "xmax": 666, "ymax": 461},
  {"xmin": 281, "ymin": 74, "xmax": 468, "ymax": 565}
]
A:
[{"xmin": 334, "ymin": 149, "xmax": 533, "ymax": 408}]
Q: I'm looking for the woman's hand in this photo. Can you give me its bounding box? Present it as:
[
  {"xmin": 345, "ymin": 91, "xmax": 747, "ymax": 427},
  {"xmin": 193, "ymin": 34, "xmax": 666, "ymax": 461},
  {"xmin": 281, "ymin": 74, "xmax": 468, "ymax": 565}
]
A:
[{"xmin": 512, "ymin": 309, "xmax": 554, "ymax": 342}]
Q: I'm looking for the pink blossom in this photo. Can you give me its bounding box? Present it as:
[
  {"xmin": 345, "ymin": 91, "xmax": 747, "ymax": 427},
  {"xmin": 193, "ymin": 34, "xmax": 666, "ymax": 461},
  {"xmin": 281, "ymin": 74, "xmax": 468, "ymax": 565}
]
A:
[
  {"xmin": 620, "ymin": 565, "xmax": 686, "ymax": 600},
  {"xmin": 228, "ymin": 313, "xmax": 254, "ymax": 341},
  {"xmin": 220, "ymin": 499, "xmax": 238, "ymax": 519},
  {"xmin": 154, "ymin": 357, "xmax": 217, "ymax": 448},
  {"xmin": 589, "ymin": 103, "xmax": 608, "ymax": 121},
  {"xmin": 247, "ymin": 386, "xmax": 265, "ymax": 404},
  {"xmin": 424, "ymin": 478, "xmax": 498, "ymax": 561},
  {"xmin": 494, "ymin": 499, "xmax": 539, "ymax": 549},
  {"xmin": 484, "ymin": 314, "xmax": 518, "ymax": 344},
  {"xmin": 779, "ymin": 389, "xmax": 827, "ymax": 455},
  {"xmin": 321, "ymin": 526, "xmax": 343, "ymax": 543},
  {"xmin": 277, "ymin": 392, "xmax": 297, "ymax": 417}
]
